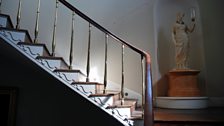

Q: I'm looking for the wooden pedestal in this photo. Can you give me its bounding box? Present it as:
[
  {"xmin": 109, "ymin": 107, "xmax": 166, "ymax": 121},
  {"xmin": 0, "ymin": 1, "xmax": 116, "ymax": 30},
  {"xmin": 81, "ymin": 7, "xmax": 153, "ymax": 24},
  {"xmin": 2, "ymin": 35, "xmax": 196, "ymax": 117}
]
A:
[{"xmin": 168, "ymin": 69, "xmax": 201, "ymax": 97}]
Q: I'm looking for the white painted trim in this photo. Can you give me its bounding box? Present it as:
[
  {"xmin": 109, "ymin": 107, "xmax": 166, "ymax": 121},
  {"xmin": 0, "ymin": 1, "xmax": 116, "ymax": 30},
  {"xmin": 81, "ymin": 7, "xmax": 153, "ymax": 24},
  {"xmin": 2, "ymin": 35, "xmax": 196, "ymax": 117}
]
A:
[
  {"xmin": 208, "ymin": 97, "xmax": 224, "ymax": 107},
  {"xmin": 155, "ymin": 96, "xmax": 209, "ymax": 109}
]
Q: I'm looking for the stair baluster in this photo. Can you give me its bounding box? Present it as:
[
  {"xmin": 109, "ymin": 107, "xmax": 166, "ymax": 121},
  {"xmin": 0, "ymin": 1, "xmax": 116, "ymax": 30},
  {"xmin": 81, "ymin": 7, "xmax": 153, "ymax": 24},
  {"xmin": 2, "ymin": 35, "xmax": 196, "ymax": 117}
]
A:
[
  {"xmin": 51, "ymin": 0, "xmax": 59, "ymax": 56},
  {"xmin": 141, "ymin": 54, "xmax": 145, "ymax": 118},
  {"xmin": 86, "ymin": 23, "xmax": 91, "ymax": 82},
  {"xmin": 103, "ymin": 34, "xmax": 108, "ymax": 94},
  {"xmin": 16, "ymin": 0, "xmax": 21, "ymax": 29},
  {"xmin": 34, "ymin": 0, "xmax": 40, "ymax": 43},
  {"xmin": 69, "ymin": 11, "xmax": 75, "ymax": 70},
  {"xmin": 121, "ymin": 44, "xmax": 125, "ymax": 105}
]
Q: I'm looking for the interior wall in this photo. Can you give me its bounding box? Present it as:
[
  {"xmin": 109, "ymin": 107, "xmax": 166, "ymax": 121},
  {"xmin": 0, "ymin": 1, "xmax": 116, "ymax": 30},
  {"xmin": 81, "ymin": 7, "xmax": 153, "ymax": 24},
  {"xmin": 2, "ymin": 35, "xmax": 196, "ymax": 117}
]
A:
[
  {"xmin": 197, "ymin": 0, "xmax": 224, "ymax": 106},
  {"xmin": 153, "ymin": 0, "xmax": 206, "ymax": 96},
  {"xmin": 66, "ymin": 0, "xmax": 156, "ymax": 94}
]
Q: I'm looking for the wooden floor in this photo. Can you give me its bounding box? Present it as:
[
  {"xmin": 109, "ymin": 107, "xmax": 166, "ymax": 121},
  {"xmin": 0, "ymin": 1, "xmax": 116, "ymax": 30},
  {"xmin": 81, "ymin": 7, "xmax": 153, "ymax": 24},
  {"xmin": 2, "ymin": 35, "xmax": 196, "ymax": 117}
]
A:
[{"xmin": 154, "ymin": 107, "xmax": 224, "ymax": 126}]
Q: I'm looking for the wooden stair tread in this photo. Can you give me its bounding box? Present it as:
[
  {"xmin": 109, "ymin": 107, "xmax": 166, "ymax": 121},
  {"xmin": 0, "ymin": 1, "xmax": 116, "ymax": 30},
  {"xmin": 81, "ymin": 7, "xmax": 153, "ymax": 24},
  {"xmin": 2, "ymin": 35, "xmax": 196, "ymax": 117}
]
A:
[
  {"xmin": 0, "ymin": 13, "xmax": 11, "ymax": 18},
  {"xmin": 88, "ymin": 93, "xmax": 115, "ymax": 97},
  {"xmin": 96, "ymin": 89, "xmax": 121, "ymax": 94},
  {"xmin": 106, "ymin": 104, "xmax": 132, "ymax": 109},
  {"xmin": 128, "ymin": 115, "xmax": 143, "ymax": 120},
  {"xmin": 128, "ymin": 110, "xmax": 143, "ymax": 120},
  {"xmin": 17, "ymin": 42, "xmax": 51, "ymax": 56},
  {"xmin": 54, "ymin": 68, "xmax": 86, "ymax": 76},
  {"xmin": 106, "ymin": 99, "xmax": 137, "ymax": 109},
  {"xmin": 36, "ymin": 56, "xmax": 69, "ymax": 68},
  {"xmin": 36, "ymin": 55, "xmax": 64, "ymax": 60},
  {"xmin": 115, "ymin": 99, "xmax": 136, "ymax": 105},
  {"xmin": 0, "ymin": 27, "xmax": 32, "ymax": 42},
  {"xmin": 71, "ymin": 81, "xmax": 103, "ymax": 85}
]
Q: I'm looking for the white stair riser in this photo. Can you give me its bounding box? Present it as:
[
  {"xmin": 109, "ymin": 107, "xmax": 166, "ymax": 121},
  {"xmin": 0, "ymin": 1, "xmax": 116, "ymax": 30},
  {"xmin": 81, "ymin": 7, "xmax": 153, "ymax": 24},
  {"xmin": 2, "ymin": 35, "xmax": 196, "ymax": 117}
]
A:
[
  {"xmin": 58, "ymin": 72, "xmax": 86, "ymax": 82},
  {"xmin": 0, "ymin": 16, "xmax": 8, "ymax": 27},
  {"xmin": 39, "ymin": 59, "xmax": 67, "ymax": 70},
  {"xmin": 0, "ymin": 30, "xmax": 27, "ymax": 43},
  {"xmin": 110, "ymin": 107, "xmax": 131, "ymax": 118},
  {"xmin": 76, "ymin": 84, "xmax": 97, "ymax": 94},
  {"xmin": 94, "ymin": 96, "xmax": 114, "ymax": 106},
  {"xmin": 19, "ymin": 45, "xmax": 48, "ymax": 58}
]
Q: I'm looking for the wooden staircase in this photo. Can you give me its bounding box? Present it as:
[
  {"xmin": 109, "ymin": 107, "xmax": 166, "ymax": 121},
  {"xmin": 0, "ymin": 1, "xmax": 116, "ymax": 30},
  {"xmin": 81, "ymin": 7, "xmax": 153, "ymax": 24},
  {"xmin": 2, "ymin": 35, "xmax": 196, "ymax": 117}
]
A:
[
  {"xmin": 0, "ymin": 0, "xmax": 153, "ymax": 125},
  {"xmin": 0, "ymin": 13, "xmax": 145, "ymax": 126}
]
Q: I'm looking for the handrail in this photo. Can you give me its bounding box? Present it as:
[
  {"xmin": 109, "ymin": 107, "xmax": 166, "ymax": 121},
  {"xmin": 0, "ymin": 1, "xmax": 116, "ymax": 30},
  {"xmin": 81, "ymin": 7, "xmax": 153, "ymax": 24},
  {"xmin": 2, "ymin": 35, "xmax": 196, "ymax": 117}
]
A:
[
  {"xmin": 59, "ymin": 0, "xmax": 154, "ymax": 126},
  {"xmin": 59, "ymin": 0, "xmax": 145, "ymax": 55}
]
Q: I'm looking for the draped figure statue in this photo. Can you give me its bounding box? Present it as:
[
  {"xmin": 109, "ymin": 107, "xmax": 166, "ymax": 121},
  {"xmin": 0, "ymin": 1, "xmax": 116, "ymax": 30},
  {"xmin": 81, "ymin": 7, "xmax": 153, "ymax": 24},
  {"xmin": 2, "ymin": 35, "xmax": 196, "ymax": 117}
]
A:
[{"xmin": 172, "ymin": 12, "xmax": 195, "ymax": 69}]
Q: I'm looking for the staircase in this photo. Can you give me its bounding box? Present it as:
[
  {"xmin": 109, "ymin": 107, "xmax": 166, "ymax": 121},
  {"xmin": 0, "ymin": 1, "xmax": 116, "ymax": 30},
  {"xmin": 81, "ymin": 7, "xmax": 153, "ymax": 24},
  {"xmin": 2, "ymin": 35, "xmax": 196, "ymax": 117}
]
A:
[{"xmin": 0, "ymin": 0, "xmax": 153, "ymax": 126}]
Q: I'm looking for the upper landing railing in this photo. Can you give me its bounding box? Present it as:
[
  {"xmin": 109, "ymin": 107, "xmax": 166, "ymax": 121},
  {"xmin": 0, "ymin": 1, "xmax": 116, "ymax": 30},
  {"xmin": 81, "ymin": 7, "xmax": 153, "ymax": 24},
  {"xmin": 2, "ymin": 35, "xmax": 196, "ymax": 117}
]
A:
[{"xmin": 0, "ymin": 0, "xmax": 154, "ymax": 125}]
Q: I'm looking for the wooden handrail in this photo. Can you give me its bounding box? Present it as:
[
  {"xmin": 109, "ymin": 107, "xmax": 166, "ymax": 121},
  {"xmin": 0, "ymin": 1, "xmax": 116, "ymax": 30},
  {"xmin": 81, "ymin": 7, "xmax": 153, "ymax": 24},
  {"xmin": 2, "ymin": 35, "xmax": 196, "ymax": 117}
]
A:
[{"xmin": 58, "ymin": 0, "xmax": 154, "ymax": 126}]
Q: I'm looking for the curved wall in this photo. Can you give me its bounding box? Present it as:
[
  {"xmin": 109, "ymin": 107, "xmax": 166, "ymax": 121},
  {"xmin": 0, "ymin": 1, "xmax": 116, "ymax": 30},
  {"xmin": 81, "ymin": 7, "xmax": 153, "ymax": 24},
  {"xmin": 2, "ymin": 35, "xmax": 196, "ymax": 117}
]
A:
[{"xmin": 153, "ymin": 0, "xmax": 206, "ymax": 96}]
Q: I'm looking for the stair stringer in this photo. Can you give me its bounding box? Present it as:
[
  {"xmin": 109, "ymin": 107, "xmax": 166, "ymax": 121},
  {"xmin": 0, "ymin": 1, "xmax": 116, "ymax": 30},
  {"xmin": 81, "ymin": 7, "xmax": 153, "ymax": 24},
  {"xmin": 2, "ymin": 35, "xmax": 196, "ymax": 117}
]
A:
[{"xmin": 0, "ymin": 29, "xmax": 134, "ymax": 126}]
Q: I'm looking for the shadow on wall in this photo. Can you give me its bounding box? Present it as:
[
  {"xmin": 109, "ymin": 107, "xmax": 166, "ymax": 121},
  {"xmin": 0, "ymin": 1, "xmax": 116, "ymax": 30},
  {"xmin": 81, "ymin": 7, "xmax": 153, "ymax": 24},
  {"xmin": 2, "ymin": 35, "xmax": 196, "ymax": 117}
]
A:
[{"xmin": 156, "ymin": 29, "xmax": 172, "ymax": 96}]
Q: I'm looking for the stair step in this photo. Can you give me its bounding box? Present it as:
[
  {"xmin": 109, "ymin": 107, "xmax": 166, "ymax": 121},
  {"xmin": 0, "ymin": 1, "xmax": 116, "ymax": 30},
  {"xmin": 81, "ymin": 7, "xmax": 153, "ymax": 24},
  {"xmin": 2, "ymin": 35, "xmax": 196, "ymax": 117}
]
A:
[
  {"xmin": 53, "ymin": 69, "xmax": 86, "ymax": 82},
  {"xmin": 17, "ymin": 42, "xmax": 50, "ymax": 58},
  {"xmin": 71, "ymin": 81, "xmax": 104, "ymax": 94},
  {"xmin": 89, "ymin": 92, "xmax": 120, "ymax": 106},
  {"xmin": 114, "ymin": 99, "xmax": 137, "ymax": 107},
  {"xmin": 128, "ymin": 110, "xmax": 143, "ymax": 120},
  {"xmin": 36, "ymin": 56, "xmax": 69, "ymax": 70},
  {"xmin": 89, "ymin": 93, "xmax": 115, "ymax": 97},
  {"xmin": 72, "ymin": 81, "xmax": 103, "ymax": 85},
  {"xmin": 0, "ymin": 14, "xmax": 14, "ymax": 28},
  {"xmin": 0, "ymin": 27, "xmax": 32, "ymax": 43},
  {"xmin": 106, "ymin": 99, "xmax": 138, "ymax": 118}
]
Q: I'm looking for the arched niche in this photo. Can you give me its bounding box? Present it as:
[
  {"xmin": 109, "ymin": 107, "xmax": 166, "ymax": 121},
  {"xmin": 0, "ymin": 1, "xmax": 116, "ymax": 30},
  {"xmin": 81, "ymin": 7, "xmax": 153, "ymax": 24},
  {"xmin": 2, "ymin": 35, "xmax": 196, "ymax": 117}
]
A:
[{"xmin": 153, "ymin": 0, "xmax": 206, "ymax": 96}]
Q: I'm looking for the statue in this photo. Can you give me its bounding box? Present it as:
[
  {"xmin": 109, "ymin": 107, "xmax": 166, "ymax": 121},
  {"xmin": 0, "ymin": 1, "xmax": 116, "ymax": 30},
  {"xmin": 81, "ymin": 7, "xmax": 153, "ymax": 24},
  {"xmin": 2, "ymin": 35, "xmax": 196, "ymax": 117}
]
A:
[{"xmin": 172, "ymin": 11, "xmax": 196, "ymax": 70}]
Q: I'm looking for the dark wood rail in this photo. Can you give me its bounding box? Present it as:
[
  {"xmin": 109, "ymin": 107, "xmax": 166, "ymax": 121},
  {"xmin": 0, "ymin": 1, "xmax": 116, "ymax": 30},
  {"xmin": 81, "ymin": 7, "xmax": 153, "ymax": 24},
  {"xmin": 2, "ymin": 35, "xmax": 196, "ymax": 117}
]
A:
[{"xmin": 58, "ymin": 0, "xmax": 154, "ymax": 126}]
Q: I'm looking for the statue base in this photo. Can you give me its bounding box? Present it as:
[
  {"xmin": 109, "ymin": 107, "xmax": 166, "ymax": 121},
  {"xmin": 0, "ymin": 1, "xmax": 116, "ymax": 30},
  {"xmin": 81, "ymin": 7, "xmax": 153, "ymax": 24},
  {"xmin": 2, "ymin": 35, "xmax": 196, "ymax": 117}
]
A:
[
  {"xmin": 168, "ymin": 69, "xmax": 201, "ymax": 97},
  {"xmin": 156, "ymin": 69, "xmax": 208, "ymax": 109}
]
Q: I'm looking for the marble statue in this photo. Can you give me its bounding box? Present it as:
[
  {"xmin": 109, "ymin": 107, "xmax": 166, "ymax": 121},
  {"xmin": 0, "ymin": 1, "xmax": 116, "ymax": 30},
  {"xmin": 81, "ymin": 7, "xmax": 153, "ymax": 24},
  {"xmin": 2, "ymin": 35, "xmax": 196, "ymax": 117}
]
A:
[{"xmin": 172, "ymin": 12, "xmax": 195, "ymax": 69}]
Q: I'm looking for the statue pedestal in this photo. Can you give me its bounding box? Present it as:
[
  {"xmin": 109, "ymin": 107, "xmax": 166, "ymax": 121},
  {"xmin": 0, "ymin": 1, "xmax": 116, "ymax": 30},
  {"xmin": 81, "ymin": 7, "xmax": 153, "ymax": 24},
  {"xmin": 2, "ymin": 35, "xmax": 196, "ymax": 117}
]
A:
[
  {"xmin": 168, "ymin": 69, "xmax": 201, "ymax": 97},
  {"xmin": 155, "ymin": 69, "xmax": 208, "ymax": 109}
]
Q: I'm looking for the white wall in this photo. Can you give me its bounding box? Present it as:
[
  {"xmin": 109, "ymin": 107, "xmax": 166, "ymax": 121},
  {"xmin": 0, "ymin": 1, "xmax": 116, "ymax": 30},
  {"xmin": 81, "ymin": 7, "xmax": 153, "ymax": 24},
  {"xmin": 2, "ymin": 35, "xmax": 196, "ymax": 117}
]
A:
[
  {"xmin": 197, "ymin": 0, "xmax": 224, "ymax": 107},
  {"xmin": 66, "ymin": 0, "xmax": 156, "ymax": 95}
]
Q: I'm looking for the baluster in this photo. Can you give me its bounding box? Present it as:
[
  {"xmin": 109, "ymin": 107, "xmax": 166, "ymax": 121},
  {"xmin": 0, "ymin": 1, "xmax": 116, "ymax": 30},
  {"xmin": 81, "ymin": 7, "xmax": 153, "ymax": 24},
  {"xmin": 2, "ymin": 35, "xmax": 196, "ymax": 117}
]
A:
[
  {"xmin": 34, "ymin": 0, "xmax": 40, "ymax": 43},
  {"xmin": 86, "ymin": 23, "xmax": 91, "ymax": 82},
  {"xmin": 69, "ymin": 11, "xmax": 75, "ymax": 70},
  {"xmin": 121, "ymin": 44, "xmax": 125, "ymax": 105},
  {"xmin": 51, "ymin": 0, "xmax": 59, "ymax": 56},
  {"xmin": 103, "ymin": 34, "xmax": 108, "ymax": 94},
  {"xmin": 0, "ymin": 0, "xmax": 2, "ymax": 13},
  {"xmin": 141, "ymin": 54, "xmax": 145, "ymax": 118},
  {"xmin": 16, "ymin": 0, "xmax": 22, "ymax": 29}
]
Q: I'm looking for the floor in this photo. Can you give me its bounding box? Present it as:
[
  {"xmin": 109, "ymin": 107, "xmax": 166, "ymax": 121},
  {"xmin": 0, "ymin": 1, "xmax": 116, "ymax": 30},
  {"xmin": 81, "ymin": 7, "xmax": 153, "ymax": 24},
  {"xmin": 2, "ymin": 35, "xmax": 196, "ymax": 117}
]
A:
[{"xmin": 154, "ymin": 107, "xmax": 224, "ymax": 126}]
